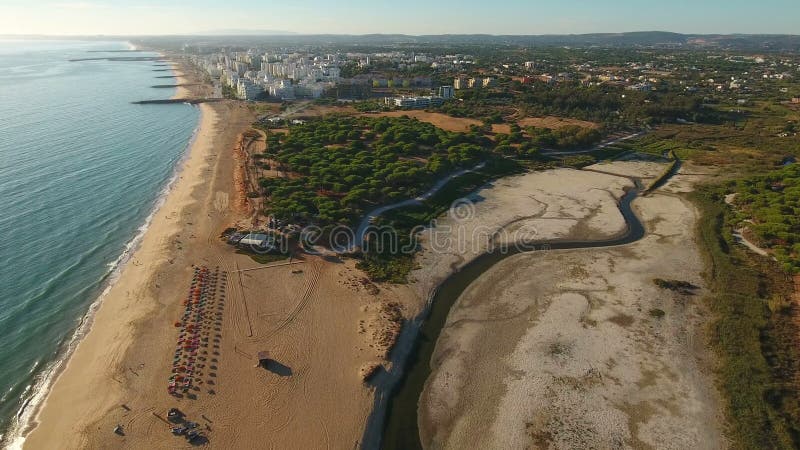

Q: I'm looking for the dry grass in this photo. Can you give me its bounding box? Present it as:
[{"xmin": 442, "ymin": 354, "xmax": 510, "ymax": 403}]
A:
[
  {"xmin": 364, "ymin": 111, "xmax": 482, "ymax": 132},
  {"xmin": 300, "ymin": 104, "xmax": 358, "ymax": 117},
  {"xmin": 363, "ymin": 112, "xmax": 599, "ymax": 135},
  {"xmin": 491, "ymin": 124, "xmax": 513, "ymax": 134},
  {"xmin": 517, "ymin": 116, "xmax": 599, "ymax": 129}
]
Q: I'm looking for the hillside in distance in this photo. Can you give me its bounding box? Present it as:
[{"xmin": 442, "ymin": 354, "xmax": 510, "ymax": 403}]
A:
[{"xmin": 132, "ymin": 31, "xmax": 800, "ymax": 51}]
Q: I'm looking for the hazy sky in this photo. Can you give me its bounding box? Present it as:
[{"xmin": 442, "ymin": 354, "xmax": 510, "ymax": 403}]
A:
[{"xmin": 1, "ymin": 0, "xmax": 797, "ymax": 36}]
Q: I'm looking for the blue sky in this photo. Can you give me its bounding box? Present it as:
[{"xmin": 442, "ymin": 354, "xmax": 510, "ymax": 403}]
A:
[{"xmin": 0, "ymin": 0, "xmax": 797, "ymax": 35}]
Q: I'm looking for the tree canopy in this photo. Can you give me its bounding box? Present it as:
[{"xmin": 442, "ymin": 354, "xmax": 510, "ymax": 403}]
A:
[{"xmin": 258, "ymin": 115, "xmax": 491, "ymax": 226}]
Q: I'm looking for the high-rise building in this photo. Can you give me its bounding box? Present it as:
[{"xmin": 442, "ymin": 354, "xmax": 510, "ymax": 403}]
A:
[
  {"xmin": 237, "ymin": 79, "xmax": 263, "ymax": 101},
  {"xmin": 438, "ymin": 86, "xmax": 455, "ymax": 99}
]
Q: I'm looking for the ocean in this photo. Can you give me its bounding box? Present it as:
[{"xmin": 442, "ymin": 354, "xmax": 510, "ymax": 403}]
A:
[{"xmin": 0, "ymin": 40, "xmax": 199, "ymax": 444}]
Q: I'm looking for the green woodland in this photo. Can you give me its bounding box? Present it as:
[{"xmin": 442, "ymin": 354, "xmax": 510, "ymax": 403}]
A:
[
  {"xmin": 440, "ymin": 86, "xmax": 719, "ymax": 128},
  {"xmin": 731, "ymin": 163, "xmax": 800, "ymax": 272},
  {"xmin": 257, "ymin": 116, "xmax": 493, "ymax": 227}
]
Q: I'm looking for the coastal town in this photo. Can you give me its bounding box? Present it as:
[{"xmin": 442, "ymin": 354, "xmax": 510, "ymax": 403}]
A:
[
  {"xmin": 86, "ymin": 34, "xmax": 798, "ymax": 449},
  {"xmin": 174, "ymin": 39, "xmax": 800, "ymax": 269},
  {"xmin": 184, "ymin": 44, "xmax": 800, "ymax": 112}
]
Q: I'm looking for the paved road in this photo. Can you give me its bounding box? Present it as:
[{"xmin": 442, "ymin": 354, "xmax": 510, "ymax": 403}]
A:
[{"xmin": 347, "ymin": 161, "xmax": 487, "ymax": 252}]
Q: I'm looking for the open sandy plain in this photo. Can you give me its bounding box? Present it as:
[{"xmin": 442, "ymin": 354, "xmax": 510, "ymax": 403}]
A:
[
  {"xmin": 416, "ymin": 163, "xmax": 726, "ymax": 449},
  {"xmin": 409, "ymin": 161, "xmax": 667, "ymax": 302}
]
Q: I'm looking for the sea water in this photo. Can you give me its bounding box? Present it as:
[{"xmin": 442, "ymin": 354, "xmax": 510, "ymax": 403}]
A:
[{"xmin": 0, "ymin": 39, "xmax": 199, "ymax": 444}]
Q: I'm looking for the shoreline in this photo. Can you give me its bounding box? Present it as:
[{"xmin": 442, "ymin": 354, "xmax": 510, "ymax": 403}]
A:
[
  {"xmin": 16, "ymin": 99, "xmax": 217, "ymax": 449},
  {"xmin": 4, "ymin": 111, "xmax": 202, "ymax": 449},
  {"xmin": 1, "ymin": 50, "xmax": 204, "ymax": 450},
  {"xmin": 171, "ymin": 60, "xmax": 191, "ymax": 101}
]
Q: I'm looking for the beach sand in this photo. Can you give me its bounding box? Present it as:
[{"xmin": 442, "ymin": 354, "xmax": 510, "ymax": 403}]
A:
[
  {"xmin": 417, "ymin": 164, "xmax": 725, "ymax": 449},
  {"xmin": 21, "ymin": 61, "xmax": 418, "ymax": 450},
  {"xmin": 20, "ymin": 94, "xmax": 241, "ymax": 449},
  {"xmin": 172, "ymin": 63, "xmax": 202, "ymax": 101}
]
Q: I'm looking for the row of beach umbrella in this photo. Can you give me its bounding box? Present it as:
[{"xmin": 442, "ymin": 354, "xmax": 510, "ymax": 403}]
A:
[{"xmin": 168, "ymin": 266, "xmax": 226, "ymax": 396}]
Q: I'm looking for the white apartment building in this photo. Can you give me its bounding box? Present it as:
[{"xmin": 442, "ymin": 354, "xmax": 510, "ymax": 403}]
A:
[
  {"xmin": 237, "ymin": 79, "xmax": 263, "ymax": 101},
  {"xmin": 269, "ymin": 79, "xmax": 295, "ymax": 100},
  {"xmin": 438, "ymin": 86, "xmax": 455, "ymax": 99},
  {"xmin": 294, "ymin": 83, "xmax": 325, "ymax": 99},
  {"xmin": 388, "ymin": 96, "xmax": 444, "ymax": 109},
  {"xmin": 323, "ymin": 66, "xmax": 340, "ymax": 80}
]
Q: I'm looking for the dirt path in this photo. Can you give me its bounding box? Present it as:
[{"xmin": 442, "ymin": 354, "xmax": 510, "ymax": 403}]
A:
[
  {"xmin": 350, "ymin": 161, "xmax": 486, "ymax": 252},
  {"xmin": 541, "ymin": 130, "xmax": 646, "ymax": 155}
]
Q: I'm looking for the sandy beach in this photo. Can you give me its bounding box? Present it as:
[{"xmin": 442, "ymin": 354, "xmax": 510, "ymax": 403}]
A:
[
  {"xmin": 171, "ymin": 65, "xmax": 198, "ymax": 101},
  {"xmin": 20, "ymin": 99, "xmax": 232, "ymax": 449},
  {"xmin": 20, "ymin": 60, "xmax": 418, "ymax": 449},
  {"xmin": 19, "ymin": 59, "xmax": 249, "ymax": 447}
]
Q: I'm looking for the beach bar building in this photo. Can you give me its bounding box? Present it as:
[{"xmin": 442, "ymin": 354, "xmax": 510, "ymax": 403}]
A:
[{"xmin": 238, "ymin": 233, "xmax": 272, "ymax": 249}]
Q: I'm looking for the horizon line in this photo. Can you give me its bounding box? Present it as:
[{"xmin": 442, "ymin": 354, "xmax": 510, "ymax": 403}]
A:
[{"xmin": 2, "ymin": 30, "xmax": 800, "ymax": 39}]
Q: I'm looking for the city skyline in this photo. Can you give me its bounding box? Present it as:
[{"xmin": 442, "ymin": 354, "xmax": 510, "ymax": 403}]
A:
[{"xmin": 1, "ymin": 0, "xmax": 799, "ymax": 36}]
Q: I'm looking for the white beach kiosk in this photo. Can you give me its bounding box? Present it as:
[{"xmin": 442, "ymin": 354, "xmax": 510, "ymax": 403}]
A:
[{"xmin": 237, "ymin": 233, "xmax": 273, "ymax": 250}]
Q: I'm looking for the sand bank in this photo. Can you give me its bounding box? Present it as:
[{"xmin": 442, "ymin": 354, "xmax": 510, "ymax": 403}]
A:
[
  {"xmin": 417, "ymin": 164, "xmax": 725, "ymax": 449},
  {"xmin": 408, "ymin": 166, "xmax": 657, "ymax": 302},
  {"xmin": 171, "ymin": 66, "xmax": 193, "ymax": 100},
  {"xmin": 368, "ymin": 162, "xmax": 664, "ymax": 448}
]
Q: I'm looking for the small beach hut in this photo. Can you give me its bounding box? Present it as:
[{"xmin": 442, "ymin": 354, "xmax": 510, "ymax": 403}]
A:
[
  {"xmin": 238, "ymin": 233, "xmax": 272, "ymax": 249},
  {"xmin": 256, "ymin": 351, "xmax": 270, "ymax": 368}
]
